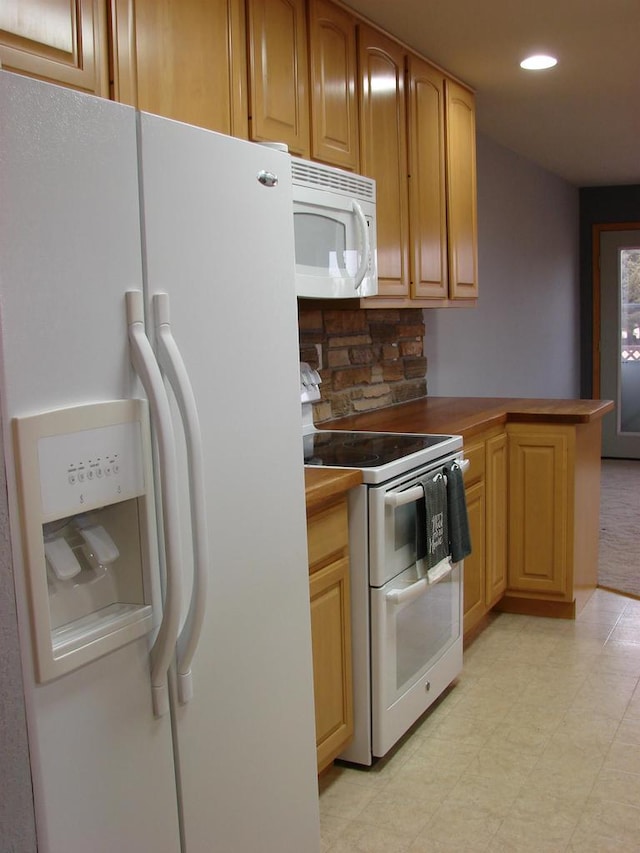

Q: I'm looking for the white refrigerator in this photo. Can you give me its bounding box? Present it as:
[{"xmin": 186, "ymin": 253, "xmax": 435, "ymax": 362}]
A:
[{"xmin": 0, "ymin": 70, "xmax": 320, "ymax": 853}]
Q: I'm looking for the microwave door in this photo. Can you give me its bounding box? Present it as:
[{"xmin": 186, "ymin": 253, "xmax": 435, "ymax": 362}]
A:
[{"xmin": 293, "ymin": 201, "xmax": 376, "ymax": 299}]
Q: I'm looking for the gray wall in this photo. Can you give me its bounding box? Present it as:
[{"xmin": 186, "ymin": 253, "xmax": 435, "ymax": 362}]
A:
[{"xmin": 424, "ymin": 133, "xmax": 580, "ymax": 398}]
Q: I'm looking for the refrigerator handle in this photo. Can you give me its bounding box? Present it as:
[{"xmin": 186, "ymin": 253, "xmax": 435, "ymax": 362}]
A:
[
  {"xmin": 126, "ymin": 290, "xmax": 182, "ymax": 717},
  {"xmin": 153, "ymin": 292, "xmax": 209, "ymax": 704}
]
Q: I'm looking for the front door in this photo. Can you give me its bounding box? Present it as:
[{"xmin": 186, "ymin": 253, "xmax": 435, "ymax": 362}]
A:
[{"xmin": 598, "ymin": 227, "xmax": 640, "ymax": 459}]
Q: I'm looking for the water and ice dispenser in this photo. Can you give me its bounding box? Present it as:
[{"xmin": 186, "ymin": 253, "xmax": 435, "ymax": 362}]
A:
[{"xmin": 13, "ymin": 400, "xmax": 157, "ymax": 682}]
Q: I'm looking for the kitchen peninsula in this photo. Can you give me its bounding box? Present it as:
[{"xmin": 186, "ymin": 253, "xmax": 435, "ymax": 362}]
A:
[{"xmin": 317, "ymin": 396, "xmax": 613, "ymax": 633}]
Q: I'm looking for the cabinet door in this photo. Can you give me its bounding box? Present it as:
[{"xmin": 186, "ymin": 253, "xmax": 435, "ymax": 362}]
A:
[
  {"xmin": 111, "ymin": 0, "xmax": 248, "ymax": 137},
  {"xmin": 358, "ymin": 24, "xmax": 409, "ymax": 298},
  {"xmin": 463, "ymin": 480, "xmax": 485, "ymax": 635},
  {"xmin": 407, "ymin": 55, "xmax": 448, "ymax": 299},
  {"xmin": 247, "ymin": 0, "xmax": 310, "ymax": 156},
  {"xmin": 0, "ymin": 0, "xmax": 107, "ymax": 95},
  {"xmin": 445, "ymin": 79, "xmax": 478, "ymax": 299},
  {"xmin": 485, "ymin": 431, "xmax": 507, "ymax": 607},
  {"xmin": 308, "ymin": 0, "xmax": 358, "ymax": 170},
  {"xmin": 508, "ymin": 427, "xmax": 571, "ymax": 596},
  {"xmin": 309, "ymin": 555, "xmax": 353, "ymax": 773}
]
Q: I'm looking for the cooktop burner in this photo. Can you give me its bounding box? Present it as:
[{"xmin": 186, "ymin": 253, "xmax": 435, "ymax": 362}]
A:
[{"xmin": 303, "ymin": 430, "xmax": 458, "ymax": 472}]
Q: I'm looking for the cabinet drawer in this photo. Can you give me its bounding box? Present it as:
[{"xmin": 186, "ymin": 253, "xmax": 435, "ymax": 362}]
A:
[{"xmin": 307, "ymin": 498, "xmax": 348, "ymax": 571}]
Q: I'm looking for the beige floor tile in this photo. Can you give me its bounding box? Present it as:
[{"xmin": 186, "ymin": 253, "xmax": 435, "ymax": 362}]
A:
[
  {"xmin": 498, "ymin": 702, "xmax": 565, "ymax": 749},
  {"xmin": 489, "ymin": 789, "xmax": 581, "ymax": 851},
  {"xmin": 523, "ymin": 754, "xmax": 601, "ymax": 807},
  {"xmin": 409, "ymin": 839, "xmax": 491, "ymax": 853},
  {"xmin": 603, "ymin": 737, "xmax": 640, "ymax": 774},
  {"xmin": 589, "ymin": 767, "xmax": 640, "ymax": 808},
  {"xmin": 354, "ymin": 789, "xmax": 437, "ymax": 839},
  {"xmin": 382, "ymin": 764, "xmax": 462, "ymax": 808},
  {"xmin": 568, "ymin": 671, "xmax": 638, "ymax": 718},
  {"xmin": 325, "ymin": 818, "xmax": 415, "ymax": 852},
  {"xmin": 402, "ymin": 735, "xmax": 481, "ymax": 776},
  {"xmin": 319, "ymin": 773, "xmax": 379, "ymax": 820},
  {"xmin": 595, "ymin": 642, "xmax": 640, "ymax": 677},
  {"xmin": 607, "ymin": 623, "xmax": 640, "ymax": 644},
  {"xmin": 582, "ymin": 589, "xmax": 631, "ymax": 615},
  {"xmin": 445, "ymin": 772, "xmax": 523, "ymax": 820},
  {"xmin": 416, "ymin": 800, "xmax": 502, "ymax": 848},
  {"xmin": 625, "ymin": 683, "xmax": 640, "ymax": 719},
  {"xmin": 320, "ymin": 813, "xmax": 350, "ymax": 852},
  {"xmin": 424, "ymin": 705, "xmax": 502, "ymax": 748},
  {"xmin": 616, "ymin": 715, "xmax": 640, "ymax": 745},
  {"xmin": 569, "ymin": 798, "xmax": 640, "ymax": 848},
  {"xmin": 551, "ymin": 709, "xmax": 621, "ymax": 756},
  {"xmin": 464, "ymin": 742, "xmax": 537, "ymax": 787}
]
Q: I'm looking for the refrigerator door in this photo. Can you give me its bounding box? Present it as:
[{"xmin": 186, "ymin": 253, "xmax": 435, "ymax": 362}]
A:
[
  {"xmin": 138, "ymin": 114, "xmax": 321, "ymax": 852},
  {"xmin": 0, "ymin": 72, "xmax": 181, "ymax": 852}
]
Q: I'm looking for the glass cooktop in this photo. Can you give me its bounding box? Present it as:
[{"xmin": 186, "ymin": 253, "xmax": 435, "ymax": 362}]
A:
[{"xmin": 303, "ymin": 430, "xmax": 455, "ymax": 469}]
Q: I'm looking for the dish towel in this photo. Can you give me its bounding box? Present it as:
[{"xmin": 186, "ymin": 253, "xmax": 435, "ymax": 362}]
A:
[
  {"xmin": 443, "ymin": 462, "xmax": 472, "ymax": 562},
  {"xmin": 417, "ymin": 473, "xmax": 449, "ymax": 572}
]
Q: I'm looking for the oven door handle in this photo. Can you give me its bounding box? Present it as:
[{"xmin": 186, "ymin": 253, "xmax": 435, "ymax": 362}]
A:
[
  {"xmin": 386, "ymin": 577, "xmax": 428, "ymax": 606},
  {"xmin": 384, "ymin": 458, "xmax": 470, "ymax": 508}
]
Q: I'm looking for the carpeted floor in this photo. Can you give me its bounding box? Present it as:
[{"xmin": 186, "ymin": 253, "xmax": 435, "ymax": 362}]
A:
[{"xmin": 598, "ymin": 458, "xmax": 640, "ymax": 598}]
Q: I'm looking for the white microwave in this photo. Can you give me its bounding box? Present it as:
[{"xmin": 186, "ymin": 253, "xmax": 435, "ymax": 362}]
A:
[{"xmin": 291, "ymin": 157, "xmax": 377, "ymax": 299}]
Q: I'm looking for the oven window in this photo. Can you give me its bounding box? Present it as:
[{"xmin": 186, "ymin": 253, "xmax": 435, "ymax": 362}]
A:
[
  {"xmin": 371, "ymin": 563, "xmax": 461, "ymax": 703},
  {"xmin": 294, "ymin": 212, "xmax": 346, "ymax": 271},
  {"xmin": 393, "ymin": 502, "xmax": 417, "ymax": 565},
  {"xmin": 395, "ymin": 572, "xmax": 458, "ymax": 692}
]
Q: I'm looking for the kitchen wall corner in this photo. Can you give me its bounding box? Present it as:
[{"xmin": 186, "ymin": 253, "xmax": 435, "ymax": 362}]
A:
[{"xmin": 298, "ymin": 304, "xmax": 427, "ymax": 422}]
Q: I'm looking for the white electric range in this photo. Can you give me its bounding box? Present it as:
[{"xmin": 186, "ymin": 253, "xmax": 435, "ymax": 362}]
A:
[{"xmin": 301, "ymin": 364, "xmax": 467, "ymax": 766}]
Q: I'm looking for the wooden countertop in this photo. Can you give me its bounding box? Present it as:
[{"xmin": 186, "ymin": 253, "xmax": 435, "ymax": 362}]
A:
[
  {"xmin": 304, "ymin": 467, "xmax": 362, "ymax": 513},
  {"xmin": 303, "ymin": 397, "xmax": 613, "ymax": 508},
  {"xmin": 324, "ymin": 396, "xmax": 614, "ymax": 440}
]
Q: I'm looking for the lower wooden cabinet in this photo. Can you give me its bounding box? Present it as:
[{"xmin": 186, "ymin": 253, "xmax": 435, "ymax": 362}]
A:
[
  {"xmin": 502, "ymin": 421, "xmax": 601, "ymax": 617},
  {"xmin": 307, "ymin": 495, "xmax": 353, "ymax": 773},
  {"xmin": 463, "ymin": 427, "xmax": 507, "ymax": 635}
]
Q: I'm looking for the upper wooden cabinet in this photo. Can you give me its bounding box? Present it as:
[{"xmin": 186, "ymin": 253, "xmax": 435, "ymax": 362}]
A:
[
  {"xmin": 308, "ymin": 0, "xmax": 359, "ymax": 171},
  {"xmin": 110, "ymin": 0, "xmax": 248, "ymax": 137},
  {"xmin": 358, "ymin": 24, "xmax": 410, "ymax": 299},
  {"xmin": 358, "ymin": 24, "xmax": 478, "ymax": 307},
  {"xmin": 445, "ymin": 79, "xmax": 478, "ymax": 299},
  {"xmin": 407, "ymin": 54, "xmax": 448, "ymax": 299},
  {"xmin": 247, "ymin": 0, "xmax": 310, "ymax": 157},
  {"xmin": 0, "ymin": 0, "xmax": 108, "ymax": 95}
]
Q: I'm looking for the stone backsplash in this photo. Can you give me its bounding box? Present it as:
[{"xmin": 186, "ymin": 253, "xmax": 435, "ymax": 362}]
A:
[{"xmin": 298, "ymin": 305, "xmax": 427, "ymax": 423}]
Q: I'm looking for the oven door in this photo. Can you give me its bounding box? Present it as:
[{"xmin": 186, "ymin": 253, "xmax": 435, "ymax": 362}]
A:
[
  {"xmin": 370, "ymin": 561, "xmax": 462, "ymax": 758},
  {"xmin": 368, "ymin": 451, "xmax": 463, "ymax": 588}
]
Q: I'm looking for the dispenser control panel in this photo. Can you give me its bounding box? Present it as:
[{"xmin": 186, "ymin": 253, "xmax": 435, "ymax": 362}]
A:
[{"xmin": 38, "ymin": 421, "xmax": 145, "ymax": 518}]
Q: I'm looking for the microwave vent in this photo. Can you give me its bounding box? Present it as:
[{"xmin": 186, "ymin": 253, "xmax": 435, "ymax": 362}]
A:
[{"xmin": 291, "ymin": 158, "xmax": 375, "ymax": 202}]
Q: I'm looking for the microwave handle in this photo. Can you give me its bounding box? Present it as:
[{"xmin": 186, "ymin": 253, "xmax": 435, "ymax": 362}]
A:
[{"xmin": 351, "ymin": 200, "xmax": 370, "ymax": 290}]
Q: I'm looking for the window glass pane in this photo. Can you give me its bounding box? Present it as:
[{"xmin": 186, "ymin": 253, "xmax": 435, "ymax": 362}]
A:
[{"xmin": 620, "ymin": 247, "xmax": 640, "ymax": 434}]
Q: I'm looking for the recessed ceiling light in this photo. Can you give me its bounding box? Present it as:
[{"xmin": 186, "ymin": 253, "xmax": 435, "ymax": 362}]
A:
[{"xmin": 520, "ymin": 54, "xmax": 558, "ymax": 70}]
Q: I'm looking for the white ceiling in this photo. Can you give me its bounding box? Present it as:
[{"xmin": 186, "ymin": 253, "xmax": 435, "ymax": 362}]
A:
[{"xmin": 342, "ymin": 0, "xmax": 640, "ymax": 187}]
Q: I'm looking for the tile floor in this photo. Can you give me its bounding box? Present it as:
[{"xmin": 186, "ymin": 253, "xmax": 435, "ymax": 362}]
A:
[{"xmin": 318, "ymin": 589, "xmax": 640, "ymax": 852}]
